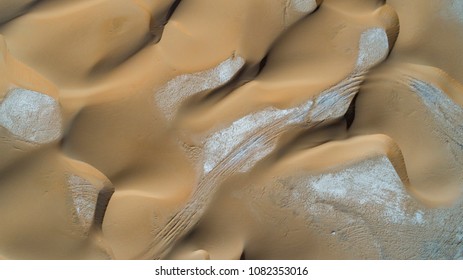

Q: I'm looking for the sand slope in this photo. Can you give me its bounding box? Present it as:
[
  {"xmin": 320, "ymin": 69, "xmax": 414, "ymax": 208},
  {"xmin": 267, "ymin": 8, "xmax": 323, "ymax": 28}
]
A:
[{"xmin": 0, "ymin": 0, "xmax": 462, "ymax": 259}]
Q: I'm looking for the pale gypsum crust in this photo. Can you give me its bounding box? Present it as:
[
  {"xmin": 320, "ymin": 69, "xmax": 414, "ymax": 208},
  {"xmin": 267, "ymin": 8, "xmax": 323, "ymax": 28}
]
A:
[
  {"xmin": 356, "ymin": 28, "xmax": 389, "ymax": 71},
  {"xmin": 155, "ymin": 55, "xmax": 245, "ymax": 120},
  {"xmin": 277, "ymin": 152, "xmax": 463, "ymax": 259},
  {"xmin": 293, "ymin": 155, "xmax": 424, "ymax": 225},
  {"xmin": 290, "ymin": 0, "xmax": 318, "ymax": 13},
  {"xmin": 0, "ymin": 88, "xmax": 62, "ymax": 144},
  {"xmin": 408, "ymin": 78, "xmax": 463, "ymax": 163},
  {"xmin": 67, "ymin": 174, "xmax": 100, "ymax": 236}
]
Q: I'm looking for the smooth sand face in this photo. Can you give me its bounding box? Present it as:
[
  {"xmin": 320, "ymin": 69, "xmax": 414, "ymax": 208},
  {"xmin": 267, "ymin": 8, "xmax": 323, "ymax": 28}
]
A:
[{"xmin": 0, "ymin": 0, "xmax": 462, "ymax": 260}]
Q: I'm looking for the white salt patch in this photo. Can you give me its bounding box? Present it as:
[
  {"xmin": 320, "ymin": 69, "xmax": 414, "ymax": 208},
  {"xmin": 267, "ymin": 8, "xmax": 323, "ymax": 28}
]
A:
[
  {"xmin": 441, "ymin": 0, "xmax": 463, "ymax": 23},
  {"xmin": 0, "ymin": 88, "xmax": 62, "ymax": 144},
  {"xmin": 304, "ymin": 29, "xmax": 389, "ymax": 124},
  {"xmin": 203, "ymin": 100, "xmax": 312, "ymax": 174},
  {"xmin": 155, "ymin": 56, "xmax": 245, "ymax": 120},
  {"xmin": 356, "ymin": 28, "xmax": 389, "ymax": 71},
  {"xmin": 291, "ymin": 0, "xmax": 318, "ymax": 13},
  {"xmin": 410, "ymin": 80, "xmax": 463, "ymax": 136},
  {"xmin": 409, "ymin": 79, "xmax": 463, "ymax": 163},
  {"xmin": 67, "ymin": 175, "xmax": 99, "ymax": 234},
  {"xmin": 204, "ymin": 108, "xmax": 289, "ymax": 173},
  {"xmin": 309, "ymin": 88, "xmax": 356, "ymax": 122},
  {"xmin": 414, "ymin": 211, "xmax": 425, "ymax": 224},
  {"xmin": 455, "ymin": 226, "xmax": 463, "ymax": 259},
  {"xmin": 294, "ymin": 156, "xmax": 424, "ymax": 225},
  {"xmin": 238, "ymin": 136, "xmax": 276, "ymax": 172}
]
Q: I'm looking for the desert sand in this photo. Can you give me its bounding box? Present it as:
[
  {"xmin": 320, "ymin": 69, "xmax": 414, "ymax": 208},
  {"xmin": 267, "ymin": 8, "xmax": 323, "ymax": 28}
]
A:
[{"xmin": 0, "ymin": 0, "xmax": 462, "ymax": 259}]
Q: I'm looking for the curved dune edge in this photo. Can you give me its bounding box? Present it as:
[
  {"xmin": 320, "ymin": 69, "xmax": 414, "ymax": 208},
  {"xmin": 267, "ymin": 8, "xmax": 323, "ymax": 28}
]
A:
[{"xmin": 1, "ymin": 0, "xmax": 463, "ymax": 259}]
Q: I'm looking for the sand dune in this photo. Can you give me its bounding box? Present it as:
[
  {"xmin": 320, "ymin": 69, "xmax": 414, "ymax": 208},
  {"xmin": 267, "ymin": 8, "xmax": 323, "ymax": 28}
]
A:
[{"xmin": 0, "ymin": 0, "xmax": 462, "ymax": 259}]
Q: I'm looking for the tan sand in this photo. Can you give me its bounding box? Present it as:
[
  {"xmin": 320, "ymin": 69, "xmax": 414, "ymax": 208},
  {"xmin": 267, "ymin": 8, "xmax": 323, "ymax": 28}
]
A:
[{"xmin": 0, "ymin": 0, "xmax": 462, "ymax": 259}]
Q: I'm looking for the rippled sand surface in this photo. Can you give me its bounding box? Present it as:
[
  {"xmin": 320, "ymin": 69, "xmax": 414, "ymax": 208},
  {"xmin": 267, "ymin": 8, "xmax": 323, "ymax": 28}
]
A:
[{"xmin": 1, "ymin": 0, "xmax": 463, "ymax": 259}]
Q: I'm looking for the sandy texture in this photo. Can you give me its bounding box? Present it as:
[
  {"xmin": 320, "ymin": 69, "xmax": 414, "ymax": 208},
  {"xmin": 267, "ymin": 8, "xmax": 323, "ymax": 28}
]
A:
[{"xmin": 0, "ymin": 0, "xmax": 462, "ymax": 259}]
